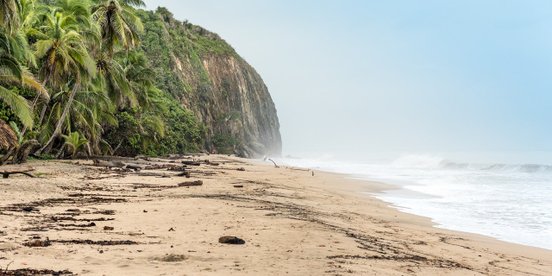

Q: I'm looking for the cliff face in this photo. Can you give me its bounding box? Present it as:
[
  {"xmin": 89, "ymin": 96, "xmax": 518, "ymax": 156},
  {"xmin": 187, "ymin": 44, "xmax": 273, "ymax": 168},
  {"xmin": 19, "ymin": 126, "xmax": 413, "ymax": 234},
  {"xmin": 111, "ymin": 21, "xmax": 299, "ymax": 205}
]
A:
[{"xmin": 138, "ymin": 8, "xmax": 281, "ymax": 158}]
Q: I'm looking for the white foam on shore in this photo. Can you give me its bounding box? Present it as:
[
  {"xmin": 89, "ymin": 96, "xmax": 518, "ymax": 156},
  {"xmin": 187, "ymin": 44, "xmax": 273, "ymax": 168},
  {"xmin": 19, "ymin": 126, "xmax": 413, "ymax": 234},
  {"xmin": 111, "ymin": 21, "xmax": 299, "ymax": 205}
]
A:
[{"xmin": 273, "ymin": 154, "xmax": 552, "ymax": 250}]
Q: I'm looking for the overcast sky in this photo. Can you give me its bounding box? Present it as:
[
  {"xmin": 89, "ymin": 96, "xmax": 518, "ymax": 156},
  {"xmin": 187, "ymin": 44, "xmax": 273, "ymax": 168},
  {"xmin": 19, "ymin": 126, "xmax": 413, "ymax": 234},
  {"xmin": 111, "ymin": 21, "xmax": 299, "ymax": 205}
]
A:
[{"xmin": 144, "ymin": 1, "xmax": 552, "ymax": 161}]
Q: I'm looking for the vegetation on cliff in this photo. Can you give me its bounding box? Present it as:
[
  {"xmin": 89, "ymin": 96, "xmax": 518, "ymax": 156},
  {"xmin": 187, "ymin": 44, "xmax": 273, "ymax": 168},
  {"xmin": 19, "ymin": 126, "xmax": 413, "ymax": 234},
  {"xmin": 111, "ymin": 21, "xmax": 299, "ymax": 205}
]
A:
[
  {"xmin": 0, "ymin": 0, "xmax": 281, "ymax": 162},
  {"xmin": 137, "ymin": 8, "xmax": 282, "ymax": 157}
]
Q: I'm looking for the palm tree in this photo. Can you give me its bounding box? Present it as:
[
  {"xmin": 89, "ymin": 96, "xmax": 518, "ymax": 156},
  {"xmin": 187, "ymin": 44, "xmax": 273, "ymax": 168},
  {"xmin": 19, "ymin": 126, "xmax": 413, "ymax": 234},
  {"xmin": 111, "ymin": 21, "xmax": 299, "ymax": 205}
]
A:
[
  {"xmin": 18, "ymin": 0, "xmax": 98, "ymax": 138},
  {"xmin": 31, "ymin": 8, "xmax": 96, "ymax": 125},
  {"xmin": 0, "ymin": 31, "xmax": 46, "ymax": 99},
  {"xmin": 34, "ymin": 11, "xmax": 96, "ymax": 154},
  {"xmin": 0, "ymin": 2, "xmax": 46, "ymax": 133},
  {"xmin": 71, "ymin": 86, "xmax": 117, "ymax": 154},
  {"xmin": 51, "ymin": 0, "xmax": 99, "ymax": 43},
  {"xmin": 91, "ymin": 0, "xmax": 143, "ymax": 57},
  {"xmin": 34, "ymin": 10, "xmax": 86, "ymax": 88},
  {"xmin": 95, "ymin": 51, "xmax": 136, "ymax": 108},
  {"xmin": 41, "ymin": 82, "xmax": 116, "ymax": 155}
]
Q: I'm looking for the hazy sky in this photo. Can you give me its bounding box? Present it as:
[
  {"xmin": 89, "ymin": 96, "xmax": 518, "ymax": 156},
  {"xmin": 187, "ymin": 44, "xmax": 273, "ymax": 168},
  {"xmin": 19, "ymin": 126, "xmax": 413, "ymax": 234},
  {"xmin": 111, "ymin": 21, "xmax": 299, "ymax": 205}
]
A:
[{"xmin": 144, "ymin": 1, "xmax": 552, "ymax": 158}]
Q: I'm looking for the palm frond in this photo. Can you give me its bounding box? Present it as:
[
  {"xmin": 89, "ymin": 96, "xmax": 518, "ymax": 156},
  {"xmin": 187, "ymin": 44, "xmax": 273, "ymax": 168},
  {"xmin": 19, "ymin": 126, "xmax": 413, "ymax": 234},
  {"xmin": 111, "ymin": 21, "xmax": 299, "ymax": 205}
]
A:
[
  {"xmin": 0, "ymin": 85, "xmax": 33, "ymax": 128},
  {"xmin": 0, "ymin": 54, "xmax": 23, "ymax": 81}
]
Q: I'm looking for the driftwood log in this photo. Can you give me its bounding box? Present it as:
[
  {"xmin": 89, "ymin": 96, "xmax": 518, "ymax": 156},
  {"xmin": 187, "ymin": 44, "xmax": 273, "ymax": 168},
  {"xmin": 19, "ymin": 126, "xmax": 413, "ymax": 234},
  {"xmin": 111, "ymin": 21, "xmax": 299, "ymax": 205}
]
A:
[
  {"xmin": 181, "ymin": 160, "xmax": 201, "ymax": 166},
  {"xmin": 124, "ymin": 164, "xmax": 144, "ymax": 171},
  {"xmin": 0, "ymin": 140, "xmax": 40, "ymax": 165},
  {"xmin": 178, "ymin": 180, "xmax": 203, "ymax": 187},
  {"xmin": 92, "ymin": 159, "xmax": 126, "ymax": 168},
  {"xmin": 0, "ymin": 166, "xmax": 36, "ymax": 178}
]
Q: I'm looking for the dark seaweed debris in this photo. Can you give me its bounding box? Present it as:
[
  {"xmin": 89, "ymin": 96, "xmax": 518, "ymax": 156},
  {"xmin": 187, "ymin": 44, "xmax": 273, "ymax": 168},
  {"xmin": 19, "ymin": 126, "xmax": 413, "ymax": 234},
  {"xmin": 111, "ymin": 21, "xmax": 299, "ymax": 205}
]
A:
[{"xmin": 1, "ymin": 269, "xmax": 73, "ymax": 276}]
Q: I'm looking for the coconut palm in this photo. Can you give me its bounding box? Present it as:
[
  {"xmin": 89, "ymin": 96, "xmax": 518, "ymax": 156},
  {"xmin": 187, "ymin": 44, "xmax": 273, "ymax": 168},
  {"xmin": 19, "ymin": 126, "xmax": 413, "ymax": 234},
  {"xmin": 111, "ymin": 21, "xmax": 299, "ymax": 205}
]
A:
[
  {"xmin": 34, "ymin": 10, "xmax": 89, "ymax": 88},
  {"xmin": 95, "ymin": 51, "xmax": 135, "ymax": 108},
  {"xmin": 34, "ymin": 11, "xmax": 96, "ymax": 153},
  {"xmin": 92, "ymin": 0, "xmax": 143, "ymax": 56},
  {"xmin": 72, "ymin": 86, "xmax": 117, "ymax": 154},
  {"xmin": 42, "ymin": 83, "xmax": 116, "ymax": 154}
]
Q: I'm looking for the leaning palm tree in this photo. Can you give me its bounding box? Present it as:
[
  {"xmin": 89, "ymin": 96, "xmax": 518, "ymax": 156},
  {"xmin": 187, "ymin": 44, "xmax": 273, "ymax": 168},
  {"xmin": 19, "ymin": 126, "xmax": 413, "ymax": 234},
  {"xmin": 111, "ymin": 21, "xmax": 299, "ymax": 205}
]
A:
[
  {"xmin": 19, "ymin": 1, "xmax": 98, "ymax": 137},
  {"xmin": 34, "ymin": 10, "xmax": 84, "ymax": 88},
  {"xmin": 41, "ymin": 82, "xmax": 116, "ymax": 155},
  {"xmin": 34, "ymin": 12, "xmax": 96, "ymax": 154},
  {"xmin": 31, "ymin": 8, "xmax": 97, "ymax": 127},
  {"xmin": 38, "ymin": 65, "xmax": 96, "ymax": 154},
  {"xmin": 91, "ymin": 0, "xmax": 143, "ymax": 57}
]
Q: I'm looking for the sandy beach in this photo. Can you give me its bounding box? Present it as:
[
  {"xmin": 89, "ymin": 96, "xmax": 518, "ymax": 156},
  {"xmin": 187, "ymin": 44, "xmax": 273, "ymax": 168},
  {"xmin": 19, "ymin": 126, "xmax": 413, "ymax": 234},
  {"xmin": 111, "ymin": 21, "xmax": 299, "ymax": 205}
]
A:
[{"xmin": 0, "ymin": 155, "xmax": 551, "ymax": 275}]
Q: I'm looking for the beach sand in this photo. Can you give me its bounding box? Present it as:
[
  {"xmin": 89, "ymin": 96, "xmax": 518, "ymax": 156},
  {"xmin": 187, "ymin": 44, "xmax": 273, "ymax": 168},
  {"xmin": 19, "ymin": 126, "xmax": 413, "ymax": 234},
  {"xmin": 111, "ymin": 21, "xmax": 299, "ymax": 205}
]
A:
[{"xmin": 0, "ymin": 155, "xmax": 551, "ymax": 275}]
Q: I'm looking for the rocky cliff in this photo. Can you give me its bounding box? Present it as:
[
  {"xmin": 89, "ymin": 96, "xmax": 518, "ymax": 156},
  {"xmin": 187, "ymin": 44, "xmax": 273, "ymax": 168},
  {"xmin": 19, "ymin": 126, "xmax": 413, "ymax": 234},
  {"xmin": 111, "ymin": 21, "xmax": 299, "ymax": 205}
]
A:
[{"xmin": 137, "ymin": 8, "xmax": 281, "ymax": 158}]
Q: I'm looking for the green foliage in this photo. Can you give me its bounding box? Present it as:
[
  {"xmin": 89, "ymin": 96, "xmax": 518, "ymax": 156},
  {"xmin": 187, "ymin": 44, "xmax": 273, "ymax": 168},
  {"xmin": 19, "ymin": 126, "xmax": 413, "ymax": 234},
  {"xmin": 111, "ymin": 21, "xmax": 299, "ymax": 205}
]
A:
[
  {"xmin": 9, "ymin": 121, "xmax": 24, "ymax": 143},
  {"xmin": 61, "ymin": 131, "xmax": 88, "ymax": 158},
  {"xmin": 136, "ymin": 9, "xmax": 236, "ymax": 97},
  {"xmin": 0, "ymin": 86, "xmax": 33, "ymax": 128},
  {"xmin": 188, "ymin": 31, "xmax": 235, "ymax": 56},
  {"xmin": 92, "ymin": 0, "xmax": 144, "ymax": 55},
  {"xmin": 105, "ymin": 90, "xmax": 202, "ymax": 156},
  {"xmin": 0, "ymin": 1, "xmax": 210, "ymax": 158}
]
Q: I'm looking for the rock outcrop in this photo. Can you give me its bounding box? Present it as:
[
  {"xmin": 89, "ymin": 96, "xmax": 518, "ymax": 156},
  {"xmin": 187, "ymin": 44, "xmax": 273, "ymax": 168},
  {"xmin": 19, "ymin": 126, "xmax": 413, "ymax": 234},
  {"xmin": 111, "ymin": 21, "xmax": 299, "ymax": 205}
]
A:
[{"xmin": 138, "ymin": 8, "xmax": 281, "ymax": 158}]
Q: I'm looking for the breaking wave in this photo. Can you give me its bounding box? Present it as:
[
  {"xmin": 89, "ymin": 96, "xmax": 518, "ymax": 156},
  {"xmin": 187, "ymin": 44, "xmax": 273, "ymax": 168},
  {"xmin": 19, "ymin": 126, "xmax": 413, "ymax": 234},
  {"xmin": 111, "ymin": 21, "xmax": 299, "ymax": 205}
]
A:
[
  {"xmin": 274, "ymin": 153, "xmax": 552, "ymax": 250},
  {"xmin": 391, "ymin": 154, "xmax": 552, "ymax": 173}
]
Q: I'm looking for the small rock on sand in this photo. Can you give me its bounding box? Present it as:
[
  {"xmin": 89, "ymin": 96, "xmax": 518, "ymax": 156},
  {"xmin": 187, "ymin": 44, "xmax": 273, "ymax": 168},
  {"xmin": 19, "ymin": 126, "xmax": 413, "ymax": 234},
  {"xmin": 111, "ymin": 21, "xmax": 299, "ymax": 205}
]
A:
[{"xmin": 218, "ymin": 236, "xmax": 246, "ymax": 245}]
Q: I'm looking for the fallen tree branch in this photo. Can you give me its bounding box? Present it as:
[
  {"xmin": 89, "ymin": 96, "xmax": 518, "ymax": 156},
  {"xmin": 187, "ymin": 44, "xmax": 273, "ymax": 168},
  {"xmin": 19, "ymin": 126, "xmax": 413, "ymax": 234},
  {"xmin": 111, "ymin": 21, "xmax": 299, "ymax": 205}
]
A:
[
  {"xmin": 0, "ymin": 166, "xmax": 36, "ymax": 179},
  {"xmin": 268, "ymin": 158, "xmax": 280, "ymax": 168}
]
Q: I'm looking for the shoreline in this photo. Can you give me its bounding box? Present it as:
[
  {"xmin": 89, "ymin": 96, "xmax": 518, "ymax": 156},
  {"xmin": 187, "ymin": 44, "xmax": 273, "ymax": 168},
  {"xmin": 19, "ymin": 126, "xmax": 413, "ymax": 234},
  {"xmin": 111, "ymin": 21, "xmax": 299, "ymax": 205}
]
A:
[
  {"xmin": 0, "ymin": 155, "xmax": 551, "ymax": 275},
  {"xmin": 282, "ymin": 160, "xmax": 552, "ymax": 253},
  {"xmin": 313, "ymin": 170, "xmax": 552, "ymax": 254}
]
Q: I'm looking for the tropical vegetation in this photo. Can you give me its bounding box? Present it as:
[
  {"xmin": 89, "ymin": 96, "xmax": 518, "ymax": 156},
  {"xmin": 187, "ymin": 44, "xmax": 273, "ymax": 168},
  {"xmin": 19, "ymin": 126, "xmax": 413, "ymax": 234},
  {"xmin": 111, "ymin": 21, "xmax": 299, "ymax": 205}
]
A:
[{"xmin": 0, "ymin": 0, "xmax": 203, "ymax": 159}]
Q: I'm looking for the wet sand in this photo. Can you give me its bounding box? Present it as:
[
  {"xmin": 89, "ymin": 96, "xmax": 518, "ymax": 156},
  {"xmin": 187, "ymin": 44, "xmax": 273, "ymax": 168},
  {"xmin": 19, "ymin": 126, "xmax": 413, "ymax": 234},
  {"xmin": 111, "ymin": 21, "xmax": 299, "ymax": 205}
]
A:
[{"xmin": 0, "ymin": 155, "xmax": 551, "ymax": 275}]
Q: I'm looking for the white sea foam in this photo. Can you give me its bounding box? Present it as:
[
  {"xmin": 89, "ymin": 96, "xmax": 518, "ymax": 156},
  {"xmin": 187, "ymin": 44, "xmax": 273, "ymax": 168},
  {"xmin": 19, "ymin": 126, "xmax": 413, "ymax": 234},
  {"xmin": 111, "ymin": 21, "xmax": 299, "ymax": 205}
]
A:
[{"xmin": 273, "ymin": 154, "xmax": 552, "ymax": 250}]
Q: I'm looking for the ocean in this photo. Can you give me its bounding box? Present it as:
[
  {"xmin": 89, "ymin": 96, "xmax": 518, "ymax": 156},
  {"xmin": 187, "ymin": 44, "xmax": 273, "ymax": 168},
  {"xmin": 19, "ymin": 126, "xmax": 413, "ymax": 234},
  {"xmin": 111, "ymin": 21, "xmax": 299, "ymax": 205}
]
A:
[{"xmin": 274, "ymin": 153, "xmax": 552, "ymax": 250}]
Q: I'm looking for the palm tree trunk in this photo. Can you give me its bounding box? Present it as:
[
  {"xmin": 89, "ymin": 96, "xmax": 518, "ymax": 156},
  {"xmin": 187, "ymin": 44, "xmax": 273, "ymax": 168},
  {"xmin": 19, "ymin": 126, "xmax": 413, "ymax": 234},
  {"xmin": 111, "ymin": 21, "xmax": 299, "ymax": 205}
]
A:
[
  {"xmin": 20, "ymin": 76, "xmax": 50, "ymax": 137},
  {"xmin": 37, "ymin": 104, "xmax": 49, "ymax": 127},
  {"xmin": 37, "ymin": 81, "xmax": 80, "ymax": 154}
]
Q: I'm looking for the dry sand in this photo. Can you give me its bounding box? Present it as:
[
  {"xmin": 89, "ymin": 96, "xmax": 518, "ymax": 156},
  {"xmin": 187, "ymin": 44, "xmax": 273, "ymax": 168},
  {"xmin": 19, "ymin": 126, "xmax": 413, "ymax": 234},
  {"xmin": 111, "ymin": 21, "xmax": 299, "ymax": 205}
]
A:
[{"xmin": 0, "ymin": 155, "xmax": 551, "ymax": 275}]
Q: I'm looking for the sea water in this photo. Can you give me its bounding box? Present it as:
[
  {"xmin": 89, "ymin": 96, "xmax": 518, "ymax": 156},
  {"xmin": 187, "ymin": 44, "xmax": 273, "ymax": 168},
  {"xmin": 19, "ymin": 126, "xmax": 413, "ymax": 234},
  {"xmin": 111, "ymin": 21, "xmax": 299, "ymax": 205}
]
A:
[{"xmin": 274, "ymin": 153, "xmax": 552, "ymax": 250}]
